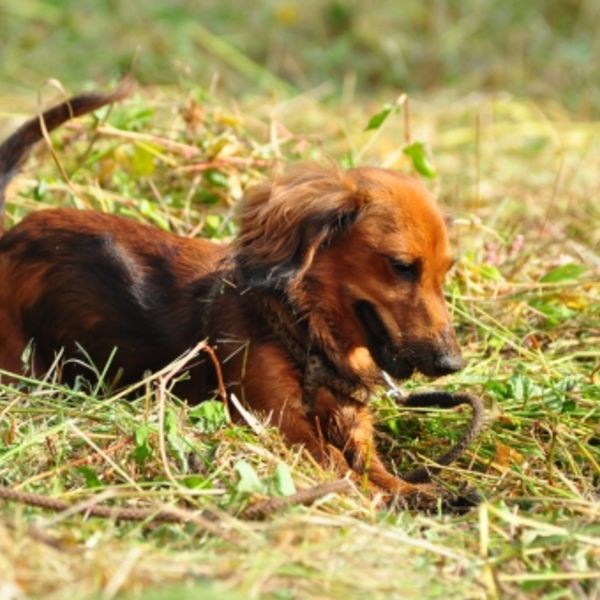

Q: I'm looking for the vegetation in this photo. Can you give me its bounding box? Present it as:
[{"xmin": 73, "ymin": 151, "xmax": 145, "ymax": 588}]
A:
[{"xmin": 0, "ymin": 1, "xmax": 599, "ymax": 598}]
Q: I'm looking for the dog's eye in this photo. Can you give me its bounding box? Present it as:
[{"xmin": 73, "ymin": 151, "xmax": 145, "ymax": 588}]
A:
[{"xmin": 389, "ymin": 258, "xmax": 420, "ymax": 282}]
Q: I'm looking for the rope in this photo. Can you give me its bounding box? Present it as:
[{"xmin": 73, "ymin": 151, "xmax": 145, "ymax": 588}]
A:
[
  {"xmin": 0, "ymin": 486, "xmax": 182, "ymax": 522},
  {"xmin": 400, "ymin": 391, "xmax": 486, "ymax": 483},
  {"xmin": 0, "ymin": 478, "xmax": 354, "ymax": 525},
  {"xmin": 241, "ymin": 478, "xmax": 354, "ymax": 520}
]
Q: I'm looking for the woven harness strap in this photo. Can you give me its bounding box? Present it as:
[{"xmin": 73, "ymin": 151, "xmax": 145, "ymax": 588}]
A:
[{"xmin": 260, "ymin": 295, "xmax": 371, "ymax": 405}]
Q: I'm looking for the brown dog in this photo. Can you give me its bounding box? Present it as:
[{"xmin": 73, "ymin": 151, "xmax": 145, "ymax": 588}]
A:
[{"xmin": 0, "ymin": 85, "xmax": 462, "ymax": 496}]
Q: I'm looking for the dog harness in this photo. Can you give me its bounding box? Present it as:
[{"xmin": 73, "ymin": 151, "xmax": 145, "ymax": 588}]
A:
[{"xmin": 259, "ymin": 294, "xmax": 373, "ymax": 405}]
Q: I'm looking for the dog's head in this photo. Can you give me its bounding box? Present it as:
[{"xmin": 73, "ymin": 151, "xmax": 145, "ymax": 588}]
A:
[{"xmin": 235, "ymin": 164, "xmax": 462, "ymax": 384}]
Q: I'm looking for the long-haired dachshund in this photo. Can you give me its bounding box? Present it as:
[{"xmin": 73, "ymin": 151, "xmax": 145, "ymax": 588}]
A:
[{"xmin": 0, "ymin": 84, "xmax": 463, "ymax": 497}]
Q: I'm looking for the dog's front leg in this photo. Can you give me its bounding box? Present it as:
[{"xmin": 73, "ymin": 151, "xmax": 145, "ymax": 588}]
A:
[
  {"xmin": 230, "ymin": 342, "xmax": 353, "ymax": 473},
  {"xmin": 310, "ymin": 388, "xmax": 435, "ymax": 498}
]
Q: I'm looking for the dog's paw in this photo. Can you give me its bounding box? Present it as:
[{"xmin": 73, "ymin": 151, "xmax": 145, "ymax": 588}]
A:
[
  {"xmin": 440, "ymin": 487, "xmax": 482, "ymax": 514},
  {"xmin": 392, "ymin": 484, "xmax": 482, "ymax": 514}
]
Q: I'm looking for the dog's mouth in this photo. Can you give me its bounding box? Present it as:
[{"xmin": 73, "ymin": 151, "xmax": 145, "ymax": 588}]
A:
[{"xmin": 353, "ymin": 300, "xmax": 415, "ymax": 379}]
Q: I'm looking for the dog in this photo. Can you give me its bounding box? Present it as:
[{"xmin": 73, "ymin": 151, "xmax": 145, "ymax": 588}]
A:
[{"xmin": 0, "ymin": 84, "xmax": 463, "ymax": 497}]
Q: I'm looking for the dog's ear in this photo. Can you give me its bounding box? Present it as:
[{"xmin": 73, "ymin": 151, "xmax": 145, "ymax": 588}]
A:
[{"xmin": 234, "ymin": 164, "xmax": 368, "ymax": 289}]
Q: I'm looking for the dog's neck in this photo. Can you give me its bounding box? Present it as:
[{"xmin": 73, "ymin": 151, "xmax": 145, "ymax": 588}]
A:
[
  {"xmin": 251, "ymin": 289, "xmax": 374, "ymax": 405},
  {"xmin": 205, "ymin": 266, "xmax": 375, "ymax": 405}
]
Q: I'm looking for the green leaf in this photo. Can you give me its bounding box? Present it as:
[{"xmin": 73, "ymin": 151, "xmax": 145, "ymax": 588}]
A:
[
  {"xmin": 77, "ymin": 466, "xmax": 102, "ymax": 489},
  {"xmin": 33, "ymin": 179, "xmax": 47, "ymax": 200},
  {"xmin": 529, "ymin": 299, "xmax": 576, "ymax": 326},
  {"xmin": 340, "ymin": 152, "xmax": 355, "ymax": 169},
  {"xmin": 106, "ymin": 106, "xmax": 155, "ymax": 132},
  {"xmin": 196, "ymin": 189, "xmax": 221, "ymax": 205},
  {"xmin": 204, "ymin": 214, "xmax": 222, "ymax": 235},
  {"xmin": 403, "ymin": 141, "xmax": 437, "ymax": 178},
  {"xmin": 165, "ymin": 410, "xmax": 188, "ymax": 469},
  {"xmin": 365, "ymin": 104, "xmax": 393, "ymax": 131},
  {"xmin": 485, "ymin": 379, "xmax": 510, "ymax": 400},
  {"xmin": 133, "ymin": 424, "xmax": 152, "ymax": 463},
  {"xmin": 540, "ymin": 263, "xmax": 587, "ymax": 283},
  {"xmin": 234, "ymin": 460, "xmax": 265, "ymax": 494},
  {"xmin": 326, "ymin": 2, "xmax": 353, "ymax": 31},
  {"xmin": 272, "ymin": 462, "xmax": 296, "ymax": 496},
  {"xmin": 508, "ymin": 373, "xmax": 540, "ymax": 403},
  {"xmin": 478, "ymin": 264, "xmax": 503, "ymax": 281},
  {"xmin": 138, "ymin": 199, "xmax": 171, "ymax": 231},
  {"xmin": 189, "ymin": 400, "xmax": 229, "ymax": 433},
  {"xmin": 204, "ymin": 169, "xmax": 229, "ymax": 188},
  {"xmin": 182, "ymin": 475, "xmax": 212, "ymax": 489},
  {"xmin": 386, "ymin": 417, "xmax": 401, "ymax": 437},
  {"xmin": 131, "ymin": 144, "xmax": 157, "ymax": 177},
  {"xmin": 165, "ymin": 409, "xmax": 178, "ymax": 439}
]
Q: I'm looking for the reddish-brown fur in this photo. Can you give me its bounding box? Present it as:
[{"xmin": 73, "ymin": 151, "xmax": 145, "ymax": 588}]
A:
[{"xmin": 0, "ymin": 88, "xmax": 462, "ymax": 497}]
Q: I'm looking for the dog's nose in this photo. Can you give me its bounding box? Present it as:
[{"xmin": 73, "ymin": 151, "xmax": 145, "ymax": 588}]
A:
[
  {"xmin": 431, "ymin": 327, "xmax": 464, "ymax": 375},
  {"xmin": 432, "ymin": 349, "xmax": 464, "ymax": 375}
]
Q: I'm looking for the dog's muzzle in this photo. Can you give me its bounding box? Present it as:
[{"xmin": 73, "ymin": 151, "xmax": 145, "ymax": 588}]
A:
[{"xmin": 354, "ymin": 300, "xmax": 463, "ymax": 379}]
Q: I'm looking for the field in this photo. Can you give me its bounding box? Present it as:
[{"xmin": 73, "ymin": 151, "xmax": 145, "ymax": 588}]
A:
[{"xmin": 1, "ymin": 2, "xmax": 599, "ymax": 599}]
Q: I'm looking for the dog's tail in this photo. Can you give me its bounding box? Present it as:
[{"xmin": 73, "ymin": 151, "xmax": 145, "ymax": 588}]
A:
[{"xmin": 0, "ymin": 78, "xmax": 134, "ymax": 234}]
